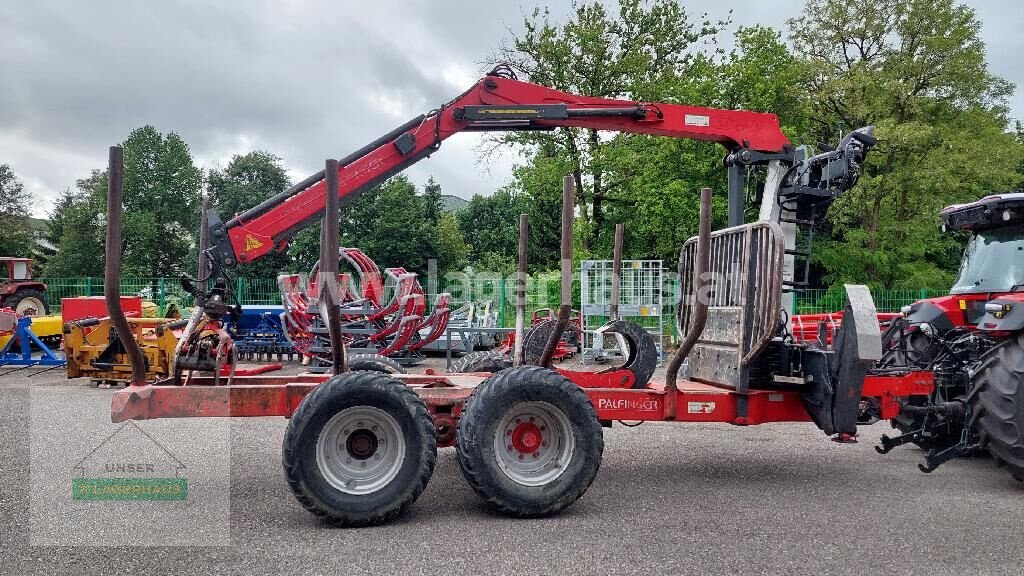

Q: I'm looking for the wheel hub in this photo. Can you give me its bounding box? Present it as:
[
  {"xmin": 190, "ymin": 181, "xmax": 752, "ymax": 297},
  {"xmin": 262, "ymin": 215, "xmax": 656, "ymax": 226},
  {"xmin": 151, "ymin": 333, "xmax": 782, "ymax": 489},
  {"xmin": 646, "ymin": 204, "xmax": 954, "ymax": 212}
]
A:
[
  {"xmin": 346, "ymin": 429, "xmax": 378, "ymax": 460},
  {"xmin": 493, "ymin": 401, "xmax": 575, "ymax": 486},
  {"xmin": 510, "ymin": 421, "xmax": 544, "ymax": 454}
]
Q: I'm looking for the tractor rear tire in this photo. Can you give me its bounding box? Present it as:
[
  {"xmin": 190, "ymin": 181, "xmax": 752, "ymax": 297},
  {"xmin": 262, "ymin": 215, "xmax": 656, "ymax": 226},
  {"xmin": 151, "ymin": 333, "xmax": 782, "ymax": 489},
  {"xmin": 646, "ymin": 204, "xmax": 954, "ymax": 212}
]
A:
[
  {"xmin": 282, "ymin": 371, "xmax": 436, "ymax": 526},
  {"xmin": 456, "ymin": 366, "xmax": 603, "ymax": 517},
  {"xmin": 969, "ymin": 331, "xmax": 1024, "ymax": 482},
  {"xmin": 450, "ymin": 351, "xmax": 512, "ymax": 374},
  {"xmin": 7, "ymin": 289, "xmax": 48, "ymax": 316},
  {"xmin": 346, "ymin": 353, "xmax": 407, "ymax": 374}
]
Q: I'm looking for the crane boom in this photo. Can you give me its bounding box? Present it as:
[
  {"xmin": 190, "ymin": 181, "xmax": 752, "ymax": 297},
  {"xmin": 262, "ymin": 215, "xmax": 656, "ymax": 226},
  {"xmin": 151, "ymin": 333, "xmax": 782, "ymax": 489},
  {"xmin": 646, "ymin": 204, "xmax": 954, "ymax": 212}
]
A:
[{"xmin": 207, "ymin": 69, "xmax": 793, "ymax": 269}]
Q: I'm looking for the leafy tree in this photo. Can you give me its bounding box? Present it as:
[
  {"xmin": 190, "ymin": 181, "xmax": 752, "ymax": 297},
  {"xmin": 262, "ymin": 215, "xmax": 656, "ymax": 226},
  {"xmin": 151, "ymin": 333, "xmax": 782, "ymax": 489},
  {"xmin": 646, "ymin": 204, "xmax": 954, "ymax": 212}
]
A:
[
  {"xmin": 790, "ymin": 0, "xmax": 1023, "ymax": 288},
  {"xmin": 490, "ymin": 0, "xmax": 727, "ymax": 251},
  {"xmin": 121, "ymin": 126, "xmax": 203, "ymax": 278},
  {"xmin": 457, "ymin": 189, "xmax": 528, "ymax": 272},
  {"xmin": 333, "ymin": 176, "xmax": 435, "ymax": 275},
  {"xmin": 42, "ymin": 173, "xmax": 107, "ymax": 278},
  {"xmin": 207, "ymin": 151, "xmax": 292, "ymax": 278},
  {"xmin": 422, "ymin": 176, "xmax": 444, "ymax": 225},
  {"xmin": 435, "ymin": 213, "xmax": 469, "ymax": 272},
  {"xmin": 0, "ymin": 164, "xmax": 34, "ymax": 257}
]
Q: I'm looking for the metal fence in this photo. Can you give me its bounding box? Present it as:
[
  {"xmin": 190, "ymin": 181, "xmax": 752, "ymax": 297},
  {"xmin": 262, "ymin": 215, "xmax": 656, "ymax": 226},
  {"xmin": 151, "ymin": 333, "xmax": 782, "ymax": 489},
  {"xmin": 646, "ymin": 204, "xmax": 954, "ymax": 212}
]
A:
[{"xmin": 39, "ymin": 276, "xmax": 947, "ymax": 342}]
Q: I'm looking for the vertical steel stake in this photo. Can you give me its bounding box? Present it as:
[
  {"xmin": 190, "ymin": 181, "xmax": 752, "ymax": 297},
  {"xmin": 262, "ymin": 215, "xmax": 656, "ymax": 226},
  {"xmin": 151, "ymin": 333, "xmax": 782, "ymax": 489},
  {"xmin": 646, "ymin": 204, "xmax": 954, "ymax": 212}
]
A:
[
  {"xmin": 104, "ymin": 146, "xmax": 147, "ymax": 386},
  {"xmin": 322, "ymin": 159, "xmax": 346, "ymax": 374}
]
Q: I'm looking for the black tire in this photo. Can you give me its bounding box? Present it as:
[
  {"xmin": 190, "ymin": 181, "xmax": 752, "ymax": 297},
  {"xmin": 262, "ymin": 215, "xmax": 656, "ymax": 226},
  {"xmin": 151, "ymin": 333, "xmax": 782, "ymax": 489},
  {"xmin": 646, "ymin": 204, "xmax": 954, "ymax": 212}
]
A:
[
  {"xmin": 346, "ymin": 353, "xmax": 407, "ymax": 374},
  {"xmin": 450, "ymin": 351, "xmax": 512, "ymax": 374},
  {"xmin": 282, "ymin": 371, "xmax": 436, "ymax": 526},
  {"xmin": 456, "ymin": 366, "xmax": 603, "ymax": 517},
  {"xmin": 6, "ymin": 289, "xmax": 48, "ymax": 316},
  {"xmin": 968, "ymin": 332, "xmax": 1024, "ymax": 482}
]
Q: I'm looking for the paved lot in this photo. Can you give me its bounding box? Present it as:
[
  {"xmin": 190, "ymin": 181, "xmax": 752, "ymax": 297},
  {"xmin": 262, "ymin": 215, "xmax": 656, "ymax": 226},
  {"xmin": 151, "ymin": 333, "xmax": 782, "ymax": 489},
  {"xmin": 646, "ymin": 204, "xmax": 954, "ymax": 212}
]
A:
[{"xmin": 2, "ymin": 362, "xmax": 1023, "ymax": 576}]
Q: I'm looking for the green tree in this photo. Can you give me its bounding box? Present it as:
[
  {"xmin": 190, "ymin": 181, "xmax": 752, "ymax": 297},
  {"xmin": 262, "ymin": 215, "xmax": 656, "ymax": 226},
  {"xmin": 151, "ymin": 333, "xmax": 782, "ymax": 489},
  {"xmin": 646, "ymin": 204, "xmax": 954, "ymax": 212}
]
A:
[
  {"xmin": 0, "ymin": 164, "xmax": 34, "ymax": 257},
  {"xmin": 490, "ymin": 0, "xmax": 727, "ymax": 251},
  {"xmin": 336, "ymin": 176, "xmax": 435, "ymax": 274},
  {"xmin": 121, "ymin": 126, "xmax": 203, "ymax": 278},
  {"xmin": 457, "ymin": 189, "xmax": 527, "ymax": 272},
  {"xmin": 207, "ymin": 151, "xmax": 292, "ymax": 278},
  {"xmin": 422, "ymin": 176, "xmax": 443, "ymax": 225},
  {"xmin": 42, "ymin": 172, "xmax": 107, "ymax": 278},
  {"xmin": 435, "ymin": 212, "xmax": 469, "ymax": 272},
  {"xmin": 790, "ymin": 0, "xmax": 1022, "ymax": 288}
]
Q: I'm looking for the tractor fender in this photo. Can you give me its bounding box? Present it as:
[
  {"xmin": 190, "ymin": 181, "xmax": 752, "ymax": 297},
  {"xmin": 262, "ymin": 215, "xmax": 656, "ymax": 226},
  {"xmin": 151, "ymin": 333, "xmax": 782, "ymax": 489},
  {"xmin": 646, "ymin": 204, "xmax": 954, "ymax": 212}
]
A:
[
  {"xmin": 1, "ymin": 281, "xmax": 47, "ymax": 296},
  {"xmin": 976, "ymin": 295, "xmax": 1024, "ymax": 332}
]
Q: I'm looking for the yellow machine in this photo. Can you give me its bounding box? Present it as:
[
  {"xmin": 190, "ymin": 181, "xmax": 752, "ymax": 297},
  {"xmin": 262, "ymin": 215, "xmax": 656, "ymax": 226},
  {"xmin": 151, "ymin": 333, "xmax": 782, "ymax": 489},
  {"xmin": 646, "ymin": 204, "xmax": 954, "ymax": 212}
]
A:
[
  {"xmin": 0, "ymin": 314, "xmax": 62, "ymax": 349},
  {"xmin": 64, "ymin": 317, "xmax": 183, "ymax": 383}
]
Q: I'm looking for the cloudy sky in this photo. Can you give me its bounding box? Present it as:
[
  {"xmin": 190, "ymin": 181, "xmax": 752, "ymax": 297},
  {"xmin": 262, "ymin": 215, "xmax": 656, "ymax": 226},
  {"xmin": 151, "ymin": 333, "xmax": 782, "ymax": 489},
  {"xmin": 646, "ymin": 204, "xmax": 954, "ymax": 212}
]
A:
[{"xmin": 2, "ymin": 0, "xmax": 1022, "ymax": 218}]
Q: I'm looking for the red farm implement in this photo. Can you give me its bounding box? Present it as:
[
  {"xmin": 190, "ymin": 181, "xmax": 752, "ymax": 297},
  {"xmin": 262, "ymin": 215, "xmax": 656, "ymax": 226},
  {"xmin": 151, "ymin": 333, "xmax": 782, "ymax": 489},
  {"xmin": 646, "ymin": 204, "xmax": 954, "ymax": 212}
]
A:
[
  {"xmin": 97, "ymin": 66, "xmax": 976, "ymax": 528},
  {"xmin": 278, "ymin": 247, "xmax": 451, "ymax": 368}
]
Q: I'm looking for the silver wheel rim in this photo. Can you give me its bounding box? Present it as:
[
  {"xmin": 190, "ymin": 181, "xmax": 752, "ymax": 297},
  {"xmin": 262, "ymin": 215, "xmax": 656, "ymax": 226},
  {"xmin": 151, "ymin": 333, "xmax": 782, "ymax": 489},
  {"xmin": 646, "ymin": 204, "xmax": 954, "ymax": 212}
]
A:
[
  {"xmin": 492, "ymin": 401, "xmax": 575, "ymax": 486},
  {"xmin": 15, "ymin": 297, "xmax": 44, "ymax": 316},
  {"xmin": 315, "ymin": 406, "xmax": 405, "ymax": 495}
]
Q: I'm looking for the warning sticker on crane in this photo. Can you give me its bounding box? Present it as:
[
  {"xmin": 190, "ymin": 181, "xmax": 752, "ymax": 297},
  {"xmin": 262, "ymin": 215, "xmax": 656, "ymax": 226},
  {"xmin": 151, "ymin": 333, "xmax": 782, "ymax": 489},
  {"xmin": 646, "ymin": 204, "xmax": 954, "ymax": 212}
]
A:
[
  {"xmin": 244, "ymin": 234, "xmax": 265, "ymax": 252},
  {"xmin": 684, "ymin": 114, "xmax": 710, "ymax": 127}
]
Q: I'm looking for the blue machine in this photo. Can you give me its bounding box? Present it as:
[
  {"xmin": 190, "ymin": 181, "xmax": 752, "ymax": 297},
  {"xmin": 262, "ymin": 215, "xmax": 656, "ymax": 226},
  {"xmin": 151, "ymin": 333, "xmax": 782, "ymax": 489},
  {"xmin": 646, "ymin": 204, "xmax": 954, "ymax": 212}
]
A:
[
  {"xmin": 0, "ymin": 316, "xmax": 66, "ymax": 374},
  {"xmin": 225, "ymin": 305, "xmax": 296, "ymax": 361}
]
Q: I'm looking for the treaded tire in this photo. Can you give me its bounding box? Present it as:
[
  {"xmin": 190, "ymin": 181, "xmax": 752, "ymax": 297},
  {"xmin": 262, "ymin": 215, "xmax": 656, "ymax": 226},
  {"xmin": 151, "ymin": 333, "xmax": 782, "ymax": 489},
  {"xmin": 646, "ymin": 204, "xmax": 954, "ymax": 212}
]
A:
[
  {"xmin": 456, "ymin": 366, "xmax": 603, "ymax": 517},
  {"xmin": 282, "ymin": 371, "xmax": 436, "ymax": 526},
  {"xmin": 969, "ymin": 332, "xmax": 1024, "ymax": 482},
  {"xmin": 346, "ymin": 353, "xmax": 407, "ymax": 374},
  {"xmin": 6, "ymin": 289, "xmax": 48, "ymax": 316},
  {"xmin": 450, "ymin": 351, "xmax": 512, "ymax": 374}
]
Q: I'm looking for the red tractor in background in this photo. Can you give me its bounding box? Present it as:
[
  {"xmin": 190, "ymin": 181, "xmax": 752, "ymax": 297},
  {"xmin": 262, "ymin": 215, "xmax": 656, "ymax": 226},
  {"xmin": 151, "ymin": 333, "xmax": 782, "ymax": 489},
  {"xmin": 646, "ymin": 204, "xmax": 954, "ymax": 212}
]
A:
[
  {"xmin": 872, "ymin": 192, "xmax": 1024, "ymax": 478},
  {"xmin": 0, "ymin": 257, "xmax": 48, "ymax": 316}
]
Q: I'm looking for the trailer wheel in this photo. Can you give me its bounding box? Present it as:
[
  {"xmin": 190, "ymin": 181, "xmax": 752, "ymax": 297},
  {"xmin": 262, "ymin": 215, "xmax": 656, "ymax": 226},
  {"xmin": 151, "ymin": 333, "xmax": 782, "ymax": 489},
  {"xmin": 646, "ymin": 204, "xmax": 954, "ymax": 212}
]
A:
[
  {"xmin": 282, "ymin": 371, "xmax": 436, "ymax": 526},
  {"xmin": 346, "ymin": 353, "xmax": 407, "ymax": 374},
  {"xmin": 969, "ymin": 332, "xmax": 1024, "ymax": 482},
  {"xmin": 456, "ymin": 366, "xmax": 603, "ymax": 517},
  {"xmin": 450, "ymin": 351, "xmax": 512, "ymax": 374}
]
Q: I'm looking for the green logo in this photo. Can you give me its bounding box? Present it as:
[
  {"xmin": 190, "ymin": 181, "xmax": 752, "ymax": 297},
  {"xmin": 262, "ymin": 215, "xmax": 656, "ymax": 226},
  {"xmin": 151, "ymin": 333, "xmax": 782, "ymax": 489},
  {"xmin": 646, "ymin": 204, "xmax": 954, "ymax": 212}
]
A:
[
  {"xmin": 72, "ymin": 421, "xmax": 188, "ymax": 502},
  {"xmin": 72, "ymin": 478, "xmax": 188, "ymax": 501}
]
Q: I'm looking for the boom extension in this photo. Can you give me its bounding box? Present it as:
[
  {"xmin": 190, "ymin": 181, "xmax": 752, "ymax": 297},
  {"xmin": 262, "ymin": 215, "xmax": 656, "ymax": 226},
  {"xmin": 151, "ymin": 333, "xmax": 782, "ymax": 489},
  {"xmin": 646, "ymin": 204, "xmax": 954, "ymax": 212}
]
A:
[{"xmin": 197, "ymin": 66, "xmax": 873, "ymax": 314}]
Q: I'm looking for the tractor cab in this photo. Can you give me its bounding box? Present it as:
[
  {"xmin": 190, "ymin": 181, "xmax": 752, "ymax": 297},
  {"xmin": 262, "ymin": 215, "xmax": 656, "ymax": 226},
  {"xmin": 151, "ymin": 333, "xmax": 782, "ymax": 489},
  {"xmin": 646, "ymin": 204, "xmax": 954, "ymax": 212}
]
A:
[
  {"xmin": 945, "ymin": 192, "xmax": 1024, "ymax": 295},
  {"xmin": 938, "ymin": 193, "xmax": 1024, "ymax": 331}
]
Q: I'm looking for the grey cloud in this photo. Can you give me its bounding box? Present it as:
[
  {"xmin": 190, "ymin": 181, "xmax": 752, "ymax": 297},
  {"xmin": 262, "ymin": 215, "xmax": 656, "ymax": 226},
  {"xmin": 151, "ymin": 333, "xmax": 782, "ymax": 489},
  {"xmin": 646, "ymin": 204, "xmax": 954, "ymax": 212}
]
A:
[{"xmin": 1, "ymin": 0, "xmax": 1021, "ymax": 219}]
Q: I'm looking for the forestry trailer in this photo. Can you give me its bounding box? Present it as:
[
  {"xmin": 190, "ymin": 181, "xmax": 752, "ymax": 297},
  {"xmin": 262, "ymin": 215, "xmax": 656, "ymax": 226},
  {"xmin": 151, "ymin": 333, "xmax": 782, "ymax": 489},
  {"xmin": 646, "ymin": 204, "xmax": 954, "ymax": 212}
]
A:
[{"xmin": 101, "ymin": 65, "xmax": 1009, "ymax": 528}]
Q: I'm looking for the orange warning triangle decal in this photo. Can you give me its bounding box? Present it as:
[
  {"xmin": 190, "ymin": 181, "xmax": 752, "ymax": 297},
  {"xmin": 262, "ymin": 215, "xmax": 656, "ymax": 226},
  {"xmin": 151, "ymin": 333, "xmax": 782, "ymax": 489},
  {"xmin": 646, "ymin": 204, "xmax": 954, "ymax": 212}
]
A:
[{"xmin": 244, "ymin": 234, "xmax": 265, "ymax": 252}]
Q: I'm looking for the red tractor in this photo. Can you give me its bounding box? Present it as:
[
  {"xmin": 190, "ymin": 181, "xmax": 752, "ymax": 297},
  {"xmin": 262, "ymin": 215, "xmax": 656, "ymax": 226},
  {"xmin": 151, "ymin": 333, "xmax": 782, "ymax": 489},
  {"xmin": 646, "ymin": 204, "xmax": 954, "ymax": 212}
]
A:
[
  {"xmin": 0, "ymin": 257, "xmax": 48, "ymax": 316},
  {"xmin": 875, "ymin": 192, "xmax": 1024, "ymax": 479}
]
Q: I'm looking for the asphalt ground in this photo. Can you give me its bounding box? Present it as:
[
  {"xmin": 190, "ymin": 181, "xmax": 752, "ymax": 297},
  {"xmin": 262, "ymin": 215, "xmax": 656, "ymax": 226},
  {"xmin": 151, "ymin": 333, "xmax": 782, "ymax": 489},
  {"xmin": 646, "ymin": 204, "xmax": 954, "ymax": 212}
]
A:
[{"xmin": 2, "ymin": 359, "xmax": 1023, "ymax": 576}]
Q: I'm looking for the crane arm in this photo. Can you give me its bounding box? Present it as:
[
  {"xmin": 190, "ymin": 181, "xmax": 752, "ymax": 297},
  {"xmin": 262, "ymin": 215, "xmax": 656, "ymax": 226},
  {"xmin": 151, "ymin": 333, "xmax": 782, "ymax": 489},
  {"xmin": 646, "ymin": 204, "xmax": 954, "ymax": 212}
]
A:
[{"xmin": 207, "ymin": 70, "xmax": 793, "ymax": 269}]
